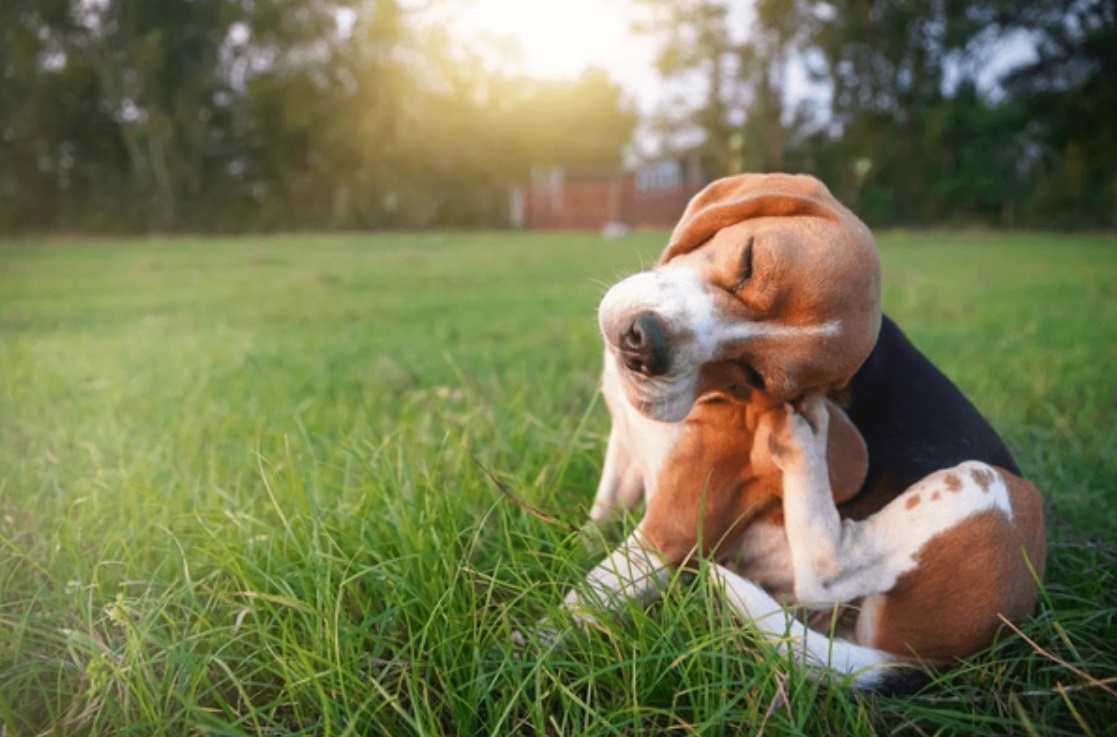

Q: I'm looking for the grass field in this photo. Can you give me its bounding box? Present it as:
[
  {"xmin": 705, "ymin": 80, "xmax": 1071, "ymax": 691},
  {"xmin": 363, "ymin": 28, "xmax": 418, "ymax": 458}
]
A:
[{"xmin": 1, "ymin": 230, "xmax": 1116, "ymax": 735}]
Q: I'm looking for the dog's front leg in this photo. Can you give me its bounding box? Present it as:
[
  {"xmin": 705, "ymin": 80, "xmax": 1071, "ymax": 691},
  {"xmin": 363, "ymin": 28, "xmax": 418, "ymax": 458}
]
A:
[
  {"xmin": 515, "ymin": 530, "xmax": 667, "ymax": 648},
  {"xmin": 588, "ymin": 422, "xmax": 644, "ymax": 523},
  {"xmin": 711, "ymin": 563, "xmax": 890, "ymax": 686},
  {"xmin": 588, "ymin": 360, "xmax": 646, "ymax": 523},
  {"xmin": 562, "ymin": 529, "xmax": 671, "ymax": 626}
]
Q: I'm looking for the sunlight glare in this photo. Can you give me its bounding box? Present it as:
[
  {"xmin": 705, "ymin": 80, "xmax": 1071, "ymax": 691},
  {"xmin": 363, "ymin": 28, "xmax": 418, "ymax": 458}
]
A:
[{"xmin": 452, "ymin": 0, "xmax": 653, "ymax": 82}]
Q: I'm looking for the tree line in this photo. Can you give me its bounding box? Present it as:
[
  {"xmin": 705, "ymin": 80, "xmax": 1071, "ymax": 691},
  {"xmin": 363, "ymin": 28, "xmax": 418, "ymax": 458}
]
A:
[
  {"xmin": 2, "ymin": 0, "xmax": 1114, "ymax": 233},
  {"xmin": 636, "ymin": 0, "xmax": 1115, "ymax": 230}
]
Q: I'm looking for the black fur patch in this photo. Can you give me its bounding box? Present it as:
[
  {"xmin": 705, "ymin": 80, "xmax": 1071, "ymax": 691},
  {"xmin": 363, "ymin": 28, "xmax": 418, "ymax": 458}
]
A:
[
  {"xmin": 843, "ymin": 315, "xmax": 1020, "ymax": 511},
  {"xmin": 865, "ymin": 666, "xmax": 933, "ymax": 697}
]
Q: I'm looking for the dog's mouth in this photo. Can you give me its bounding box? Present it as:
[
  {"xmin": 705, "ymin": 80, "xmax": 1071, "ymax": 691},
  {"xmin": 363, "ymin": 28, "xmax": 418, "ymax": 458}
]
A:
[
  {"xmin": 623, "ymin": 383, "xmax": 697, "ymax": 423},
  {"xmin": 603, "ymin": 347, "xmax": 698, "ymax": 422},
  {"xmin": 598, "ymin": 268, "xmax": 725, "ymax": 422},
  {"xmin": 606, "ymin": 339, "xmax": 772, "ymax": 422}
]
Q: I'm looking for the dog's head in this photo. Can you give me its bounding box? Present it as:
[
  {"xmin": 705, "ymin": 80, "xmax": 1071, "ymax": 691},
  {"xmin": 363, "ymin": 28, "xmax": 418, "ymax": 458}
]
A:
[{"xmin": 599, "ymin": 173, "xmax": 881, "ymax": 422}]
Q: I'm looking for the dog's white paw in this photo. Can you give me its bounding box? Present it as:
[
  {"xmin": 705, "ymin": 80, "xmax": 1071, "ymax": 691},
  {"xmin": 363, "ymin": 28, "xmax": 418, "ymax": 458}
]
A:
[{"xmin": 768, "ymin": 397, "xmax": 830, "ymax": 472}]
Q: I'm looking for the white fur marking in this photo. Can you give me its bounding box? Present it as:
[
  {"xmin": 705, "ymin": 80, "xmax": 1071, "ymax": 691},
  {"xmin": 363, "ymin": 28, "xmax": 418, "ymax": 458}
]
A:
[
  {"xmin": 598, "ymin": 261, "xmax": 843, "ymax": 421},
  {"xmin": 590, "ymin": 420, "xmax": 636, "ymax": 522},
  {"xmin": 722, "ymin": 521, "xmax": 798, "ymax": 604},
  {"xmin": 596, "ymin": 355, "xmax": 683, "ymax": 505},
  {"xmin": 712, "ymin": 564, "xmax": 888, "ymax": 688},
  {"xmin": 784, "ymin": 446, "xmax": 1016, "ymax": 606},
  {"xmin": 563, "ymin": 531, "xmax": 671, "ymax": 624},
  {"xmin": 719, "ymin": 318, "xmax": 842, "ymax": 345}
]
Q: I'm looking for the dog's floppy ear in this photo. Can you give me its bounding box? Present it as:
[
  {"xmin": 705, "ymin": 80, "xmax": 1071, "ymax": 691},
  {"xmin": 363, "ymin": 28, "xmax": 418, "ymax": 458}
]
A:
[
  {"xmin": 660, "ymin": 173, "xmax": 849, "ymax": 264},
  {"xmin": 825, "ymin": 401, "xmax": 868, "ymax": 505}
]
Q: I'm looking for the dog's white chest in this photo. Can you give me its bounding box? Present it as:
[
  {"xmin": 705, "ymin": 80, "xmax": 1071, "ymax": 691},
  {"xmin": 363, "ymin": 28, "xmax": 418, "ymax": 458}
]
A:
[{"xmin": 602, "ymin": 357, "xmax": 682, "ymax": 502}]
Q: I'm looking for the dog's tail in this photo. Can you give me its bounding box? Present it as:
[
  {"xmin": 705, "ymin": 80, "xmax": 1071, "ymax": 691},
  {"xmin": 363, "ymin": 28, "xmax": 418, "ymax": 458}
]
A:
[{"xmin": 713, "ymin": 565, "xmax": 926, "ymax": 694}]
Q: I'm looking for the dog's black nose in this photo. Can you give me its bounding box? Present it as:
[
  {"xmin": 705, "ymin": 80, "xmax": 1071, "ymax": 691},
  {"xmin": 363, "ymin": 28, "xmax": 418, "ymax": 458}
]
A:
[{"xmin": 619, "ymin": 311, "xmax": 668, "ymax": 376}]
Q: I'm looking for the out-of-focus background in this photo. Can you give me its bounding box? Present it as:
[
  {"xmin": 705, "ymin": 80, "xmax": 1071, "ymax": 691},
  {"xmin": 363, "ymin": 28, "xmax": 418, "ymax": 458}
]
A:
[
  {"xmin": 3, "ymin": 0, "xmax": 1114, "ymax": 235},
  {"xmin": 3, "ymin": 3, "xmax": 1117, "ymax": 734}
]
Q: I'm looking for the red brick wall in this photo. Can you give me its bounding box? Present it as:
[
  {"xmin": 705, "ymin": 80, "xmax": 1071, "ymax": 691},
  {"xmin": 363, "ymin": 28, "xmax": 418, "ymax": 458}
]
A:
[
  {"xmin": 524, "ymin": 179, "xmax": 702, "ymax": 230},
  {"xmin": 630, "ymin": 185, "xmax": 703, "ymax": 229}
]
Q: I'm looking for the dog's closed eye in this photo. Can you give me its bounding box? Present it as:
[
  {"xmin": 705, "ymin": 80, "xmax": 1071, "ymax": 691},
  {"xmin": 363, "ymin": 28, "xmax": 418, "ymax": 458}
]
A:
[
  {"xmin": 737, "ymin": 359, "xmax": 765, "ymax": 390},
  {"xmin": 731, "ymin": 237, "xmax": 755, "ymax": 293}
]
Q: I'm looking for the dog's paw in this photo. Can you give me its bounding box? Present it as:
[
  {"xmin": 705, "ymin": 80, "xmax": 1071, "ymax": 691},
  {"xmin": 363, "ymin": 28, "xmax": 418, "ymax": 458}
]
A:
[
  {"xmin": 767, "ymin": 396, "xmax": 830, "ymax": 471},
  {"xmin": 793, "ymin": 394, "xmax": 830, "ymax": 437}
]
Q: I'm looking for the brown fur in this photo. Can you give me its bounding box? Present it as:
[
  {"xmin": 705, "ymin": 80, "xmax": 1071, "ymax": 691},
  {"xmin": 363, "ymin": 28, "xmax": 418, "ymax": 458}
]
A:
[
  {"xmin": 599, "ymin": 173, "xmax": 1045, "ymax": 670},
  {"xmin": 972, "ymin": 467, "xmax": 996, "ymax": 491},
  {"xmin": 634, "ymin": 389, "xmax": 1046, "ymax": 664},
  {"xmin": 640, "ymin": 395, "xmax": 868, "ymax": 565},
  {"xmin": 866, "ymin": 468, "xmax": 1046, "ymax": 661},
  {"xmin": 659, "ymin": 174, "xmax": 882, "ymax": 401},
  {"xmin": 647, "ymin": 397, "xmax": 1048, "ymax": 663}
]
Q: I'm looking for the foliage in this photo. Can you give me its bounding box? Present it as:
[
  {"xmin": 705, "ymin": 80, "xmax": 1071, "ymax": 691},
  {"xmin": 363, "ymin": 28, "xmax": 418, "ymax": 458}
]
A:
[
  {"xmin": 0, "ymin": 1, "xmax": 636, "ymax": 232},
  {"xmin": 634, "ymin": 0, "xmax": 1117, "ymax": 229},
  {"xmin": 1, "ymin": 231, "xmax": 1116, "ymax": 734},
  {"xmin": 2, "ymin": 0, "xmax": 1114, "ymax": 232}
]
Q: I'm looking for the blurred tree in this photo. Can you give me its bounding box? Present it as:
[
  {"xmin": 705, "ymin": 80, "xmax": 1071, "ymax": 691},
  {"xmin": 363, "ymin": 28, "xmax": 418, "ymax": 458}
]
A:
[
  {"xmin": 635, "ymin": 0, "xmax": 1114, "ymax": 229},
  {"xmin": 738, "ymin": 0, "xmax": 821, "ymax": 172},
  {"xmin": 1, "ymin": 0, "xmax": 121, "ymax": 229},
  {"xmin": 996, "ymin": 0, "xmax": 1117, "ymax": 229},
  {"xmin": 0, "ymin": 0, "xmax": 635, "ymax": 232},
  {"xmin": 802, "ymin": 0, "xmax": 1007, "ymax": 223},
  {"xmin": 632, "ymin": 0, "xmax": 747, "ymax": 177},
  {"xmin": 2, "ymin": 0, "xmax": 1111, "ymax": 232},
  {"xmin": 84, "ymin": 0, "xmax": 236, "ymax": 229}
]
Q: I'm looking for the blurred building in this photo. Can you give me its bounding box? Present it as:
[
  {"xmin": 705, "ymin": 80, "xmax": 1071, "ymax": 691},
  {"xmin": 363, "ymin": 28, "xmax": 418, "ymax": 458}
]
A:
[{"xmin": 513, "ymin": 155, "xmax": 705, "ymax": 230}]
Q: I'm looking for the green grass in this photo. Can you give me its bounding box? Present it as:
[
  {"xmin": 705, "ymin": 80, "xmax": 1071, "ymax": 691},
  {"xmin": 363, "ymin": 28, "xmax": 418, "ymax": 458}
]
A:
[{"xmin": 1, "ymin": 230, "xmax": 1115, "ymax": 735}]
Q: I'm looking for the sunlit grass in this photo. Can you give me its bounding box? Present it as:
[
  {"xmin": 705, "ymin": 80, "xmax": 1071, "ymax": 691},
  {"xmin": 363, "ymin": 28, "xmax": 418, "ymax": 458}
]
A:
[{"xmin": 1, "ymin": 231, "xmax": 1115, "ymax": 735}]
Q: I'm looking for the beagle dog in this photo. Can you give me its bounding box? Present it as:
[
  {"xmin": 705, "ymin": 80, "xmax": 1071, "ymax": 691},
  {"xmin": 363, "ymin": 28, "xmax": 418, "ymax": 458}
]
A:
[{"xmin": 558, "ymin": 173, "xmax": 1046, "ymax": 692}]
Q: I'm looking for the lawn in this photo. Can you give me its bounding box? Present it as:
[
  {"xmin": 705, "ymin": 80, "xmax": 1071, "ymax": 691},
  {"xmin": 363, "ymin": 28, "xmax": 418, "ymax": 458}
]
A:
[{"xmin": 1, "ymin": 230, "xmax": 1115, "ymax": 735}]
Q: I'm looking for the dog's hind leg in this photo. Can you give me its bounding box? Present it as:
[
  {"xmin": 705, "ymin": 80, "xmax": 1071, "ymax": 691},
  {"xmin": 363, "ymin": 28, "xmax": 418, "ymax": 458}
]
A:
[
  {"xmin": 771, "ymin": 398, "xmax": 1039, "ymax": 608},
  {"xmin": 767, "ymin": 397, "xmax": 1045, "ymax": 667}
]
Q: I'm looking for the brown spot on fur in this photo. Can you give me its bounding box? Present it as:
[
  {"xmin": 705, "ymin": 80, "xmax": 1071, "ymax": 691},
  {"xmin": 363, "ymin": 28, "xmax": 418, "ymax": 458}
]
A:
[
  {"xmin": 863, "ymin": 469, "xmax": 1046, "ymax": 663},
  {"xmin": 943, "ymin": 473, "xmax": 962, "ymax": 492},
  {"xmin": 905, "ymin": 495, "xmax": 921, "ymax": 510},
  {"xmin": 812, "ymin": 554, "xmax": 836, "ymax": 578},
  {"xmin": 972, "ymin": 467, "xmax": 996, "ymax": 492},
  {"xmin": 932, "ymin": 491, "xmax": 941, "ymax": 501}
]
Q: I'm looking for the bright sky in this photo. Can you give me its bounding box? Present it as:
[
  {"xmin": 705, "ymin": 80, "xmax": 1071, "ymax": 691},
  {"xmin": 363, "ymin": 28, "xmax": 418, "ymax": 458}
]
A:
[
  {"xmin": 449, "ymin": 0, "xmax": 658, "ymax": 88},
  {"xmin": 442, "ymin": 0, "xmax": 1037, "ymax": 152}
]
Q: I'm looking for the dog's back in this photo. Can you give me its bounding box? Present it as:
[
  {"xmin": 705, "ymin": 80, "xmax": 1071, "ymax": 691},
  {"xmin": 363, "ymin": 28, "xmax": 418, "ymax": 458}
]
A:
[{"xmin": 839, "ymin": 315, "xmax": 1021, "ymax": 520}]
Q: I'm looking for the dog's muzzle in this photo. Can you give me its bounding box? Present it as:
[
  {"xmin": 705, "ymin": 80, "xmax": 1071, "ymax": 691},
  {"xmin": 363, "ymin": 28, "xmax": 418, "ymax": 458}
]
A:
[
  {"xmin": 598, "ymin": 269, "xmax": 708, "ymax": 421},
  {"xmin": 617, "ymin": 311, "xmax": 669, "ymax": 377}
]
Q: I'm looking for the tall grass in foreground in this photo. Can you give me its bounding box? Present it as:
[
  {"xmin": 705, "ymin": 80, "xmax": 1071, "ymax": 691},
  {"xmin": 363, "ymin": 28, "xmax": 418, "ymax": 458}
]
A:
[{"xmin": 1, "ymin": 231, "xmax": 1115, "ymax": 735}]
